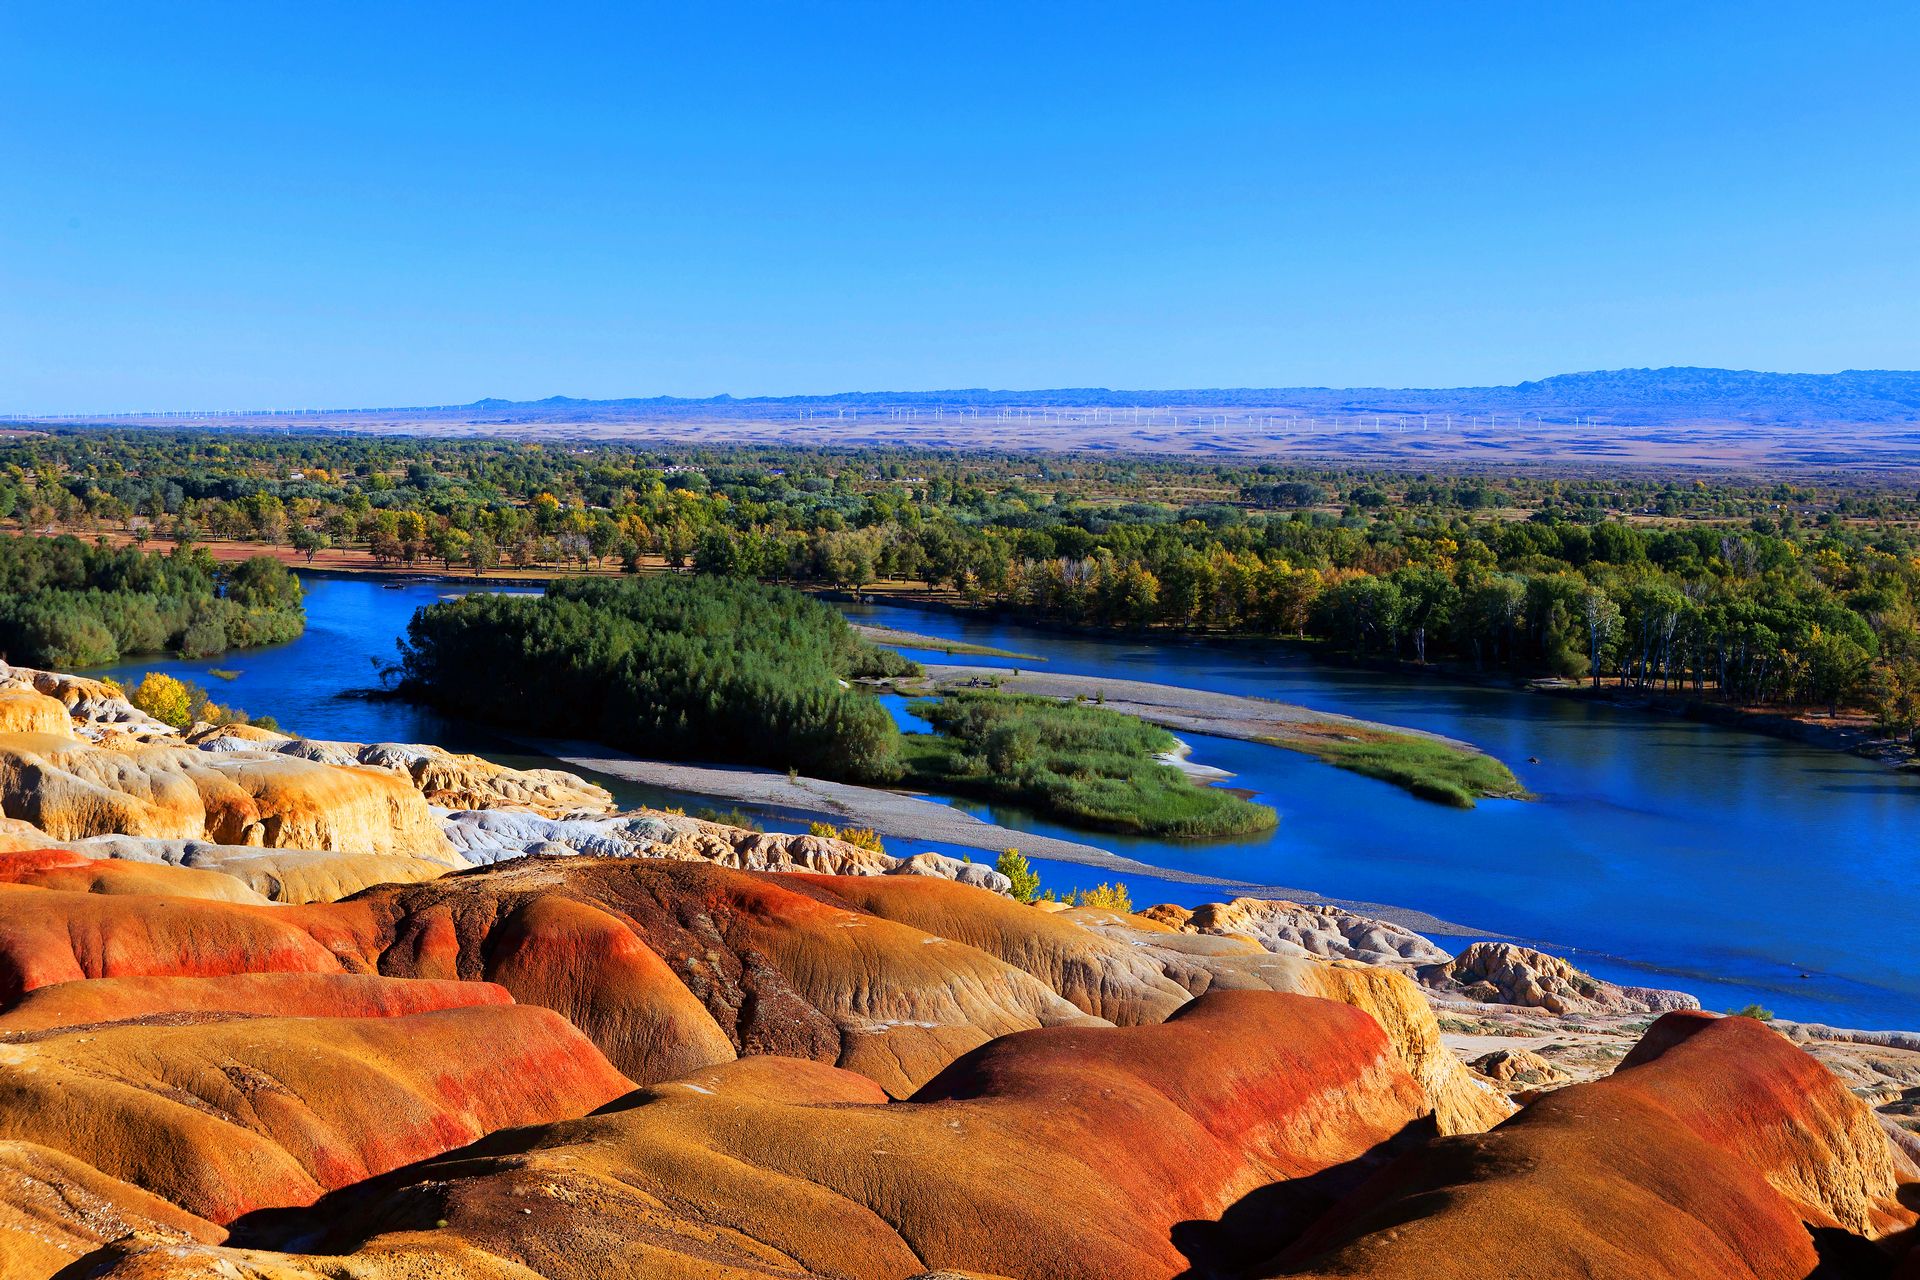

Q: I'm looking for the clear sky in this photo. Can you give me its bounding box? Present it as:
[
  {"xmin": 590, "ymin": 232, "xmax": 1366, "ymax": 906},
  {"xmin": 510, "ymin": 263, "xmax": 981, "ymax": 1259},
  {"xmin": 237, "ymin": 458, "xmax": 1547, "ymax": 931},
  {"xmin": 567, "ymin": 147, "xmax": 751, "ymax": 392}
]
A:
[{"xmin": 3, "ymin": 2, "xmax": 1917, "ymax": 413}]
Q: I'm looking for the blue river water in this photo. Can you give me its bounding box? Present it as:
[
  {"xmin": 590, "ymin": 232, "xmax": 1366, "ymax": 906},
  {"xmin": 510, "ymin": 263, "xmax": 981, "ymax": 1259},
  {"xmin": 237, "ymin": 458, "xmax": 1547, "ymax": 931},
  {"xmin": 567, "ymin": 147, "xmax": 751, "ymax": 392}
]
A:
[{"xmin": 92, "ymin": 576, "xmax": 1920, "ymax": 1030}]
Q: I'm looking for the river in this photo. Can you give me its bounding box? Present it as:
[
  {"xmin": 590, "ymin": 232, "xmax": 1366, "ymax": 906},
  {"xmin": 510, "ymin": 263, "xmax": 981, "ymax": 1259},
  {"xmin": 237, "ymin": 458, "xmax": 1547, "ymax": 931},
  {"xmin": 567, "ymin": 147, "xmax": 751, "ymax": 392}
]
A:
[{"xmin": 92, "ymin": 575, "xmax": 1920, "ymax": 1031}]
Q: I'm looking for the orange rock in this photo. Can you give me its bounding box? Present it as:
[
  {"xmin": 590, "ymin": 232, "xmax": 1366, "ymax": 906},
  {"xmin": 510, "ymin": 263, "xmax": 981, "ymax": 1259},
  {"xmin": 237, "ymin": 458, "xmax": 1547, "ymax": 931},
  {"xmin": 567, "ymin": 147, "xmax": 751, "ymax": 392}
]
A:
[
  {"xmin": 84, "ymin": 990, "xmax": 1428, "ymax": 1280},
  {"xmin": 0, "ymin": 1003, "xmax": 633, "ymax": 1224},
  {"xmin": 0, "ymin": 846, "xmax": 271, "ymax": 902},
  {"xmin": 1262, "ymin": 1011, "xmax": 1917, "ymax": 1280},
  {"xmin": 0, "ymin": 1140, "xmax": 221, "ymax": 1280},
  {"xmin": 0, "ymin": 972, "xmax": 511, "ymax": 1033},
  {"xmin": 0, "ymin": 690, "xmax": 73, "ymax": 738},
  {"xmin": 785, "ymin": 871, "xmax": 1193, "ymax": 1024},
  {"xmin": 0, "ymin": 882, "xmax": 347, "ymax": 1002}
]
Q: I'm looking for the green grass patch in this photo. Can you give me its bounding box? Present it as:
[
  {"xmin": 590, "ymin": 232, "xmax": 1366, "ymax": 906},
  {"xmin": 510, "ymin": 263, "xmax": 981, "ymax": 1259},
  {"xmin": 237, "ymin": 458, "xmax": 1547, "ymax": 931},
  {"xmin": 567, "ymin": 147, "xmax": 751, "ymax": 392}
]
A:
[
  {"xmin": 901, "ymin": 690, "xmax": 1277, "ymax": 838},
  {"xmin": 1279, "ymin": 732, "xmax": 1529, "ymax": 808}
]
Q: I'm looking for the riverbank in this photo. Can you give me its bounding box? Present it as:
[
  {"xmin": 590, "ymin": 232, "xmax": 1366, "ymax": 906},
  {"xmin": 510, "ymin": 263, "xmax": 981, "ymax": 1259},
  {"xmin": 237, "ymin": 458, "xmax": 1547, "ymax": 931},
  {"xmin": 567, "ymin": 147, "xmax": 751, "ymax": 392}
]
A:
[
  {"xmin": 44, "ymin": 534, "xmax": 1920, "ymax": 780},
  {"xmin": 515, "ymin": 735, "xmax": 1492, "ymax": 937},
  {"xmin": 902, "ymin": 664, "xmax": 1528, "ymax": 807}
]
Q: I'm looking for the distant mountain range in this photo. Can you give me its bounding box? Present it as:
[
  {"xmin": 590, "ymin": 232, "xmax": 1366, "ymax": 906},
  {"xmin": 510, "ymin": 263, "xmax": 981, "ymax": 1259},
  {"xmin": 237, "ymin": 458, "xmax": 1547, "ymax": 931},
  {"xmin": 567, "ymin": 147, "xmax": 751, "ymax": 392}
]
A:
[
  {"xmin": 28, "ymin": 367, "xmax": 1920, "ymax": 428},
  {"xmin": 439, "ymin": 368, "xmax": 1920, "ymax": 426}
]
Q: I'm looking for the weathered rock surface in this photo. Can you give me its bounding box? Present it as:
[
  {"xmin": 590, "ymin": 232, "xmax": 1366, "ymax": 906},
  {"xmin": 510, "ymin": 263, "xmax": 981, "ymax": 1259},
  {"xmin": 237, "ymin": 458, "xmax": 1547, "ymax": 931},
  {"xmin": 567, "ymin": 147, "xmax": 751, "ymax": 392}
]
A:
[
  {"xmin": 1469, "ymin": 1045, "xmax": 1569, "ymax": 1089},
  {"xmin": 0, "ymin": 832, "xmax": 456, "ymax": 901},
  {"xmin": 0, "ymin": 971, "xmax": 512, "ymax": 1033},
  {"xmin": 442, "ymin": 807, "xmax": 1013, "ymax": 891},
  {"xmin": 1066, "ymin": 903, "xmax": 1514, "ymax": 1135},
  {"xmin": 86, "ymin": 992, "xmax": 1430, "ymax": 1280},
  {"xmin": 1263, "ymin": 1011, "xmax": 1917, "ymax": 1280},
  {"xmin": 0, "ymin": 731, "xmax": 456, "ymax": 858},
  {"xmin": 191, "ymin": 724, "xmax": 617, "ymax": 818},
  {"xmin": 0, "ymin": 689, "xmax": 72, "ymax": 738},
  {"xmin": 1144, "ymin": 896, "xmax": 1452, "ymax": 967},
  {"xmin": 0, "ymin": 1003, "xmax": 632, "ymax": 1224},
  {"xmin": 331, "ymin": 858, "xmax": 1089, "ymax": 1095},
  {"xmin": 0, "ymin": 1140, "xmax": 221, "ymax": 1280},
  {"xmin": 1419, "ymin": 940, "xmax": 1700, "ymax": 1015}
]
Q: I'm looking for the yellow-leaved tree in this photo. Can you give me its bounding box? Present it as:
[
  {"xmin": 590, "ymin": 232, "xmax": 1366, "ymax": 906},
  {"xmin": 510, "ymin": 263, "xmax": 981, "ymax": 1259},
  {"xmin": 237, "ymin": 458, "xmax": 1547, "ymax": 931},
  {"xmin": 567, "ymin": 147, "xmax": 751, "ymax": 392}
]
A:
[{"xmin": 128, "ymin": 672, "xmax": 194, "ymax": 729}]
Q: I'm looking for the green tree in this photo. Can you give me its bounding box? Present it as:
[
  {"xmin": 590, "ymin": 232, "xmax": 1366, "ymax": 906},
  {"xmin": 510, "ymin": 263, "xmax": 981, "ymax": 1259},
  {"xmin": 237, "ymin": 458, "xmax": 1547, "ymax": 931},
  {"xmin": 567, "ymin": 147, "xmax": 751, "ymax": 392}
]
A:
[{"xmin": 995, "ymin": 848, "xmax": 1041, "ymax": 903}]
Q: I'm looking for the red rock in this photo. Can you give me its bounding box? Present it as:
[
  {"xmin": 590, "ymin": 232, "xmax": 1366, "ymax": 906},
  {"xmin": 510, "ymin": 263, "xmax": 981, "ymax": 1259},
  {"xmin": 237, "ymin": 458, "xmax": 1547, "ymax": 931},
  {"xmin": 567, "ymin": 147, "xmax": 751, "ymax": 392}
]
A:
[{"xmin": 1261, "ymin": 1011, "xmax": 1916, "ymax": 1280}]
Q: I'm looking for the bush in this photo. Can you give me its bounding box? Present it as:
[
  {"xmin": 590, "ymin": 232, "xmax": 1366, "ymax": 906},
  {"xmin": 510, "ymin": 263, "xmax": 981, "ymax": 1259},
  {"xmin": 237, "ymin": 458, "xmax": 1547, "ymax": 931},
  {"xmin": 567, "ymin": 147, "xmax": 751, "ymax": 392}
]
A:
[
  {"xmin": 1074, "ymin": 882, "xmax": 1133, "ymax": 913},
  {"xmin": 807, "ymin": 820, "xmax": 886, "ymax": 853},
  {"xmin": 995, "ymin": 848, "xmax": 1041, "ymax": 903},
  {"xmin": 128, "ymin": 672, "xmax": 194, "ymax": 728},
  {"xmin": 0, "ymin": 538, "xmax": 303, "ymax": 668},
  {"xmin": 1728, "ymin": 1003, "xmax": 1775, "ymax": 1022}
]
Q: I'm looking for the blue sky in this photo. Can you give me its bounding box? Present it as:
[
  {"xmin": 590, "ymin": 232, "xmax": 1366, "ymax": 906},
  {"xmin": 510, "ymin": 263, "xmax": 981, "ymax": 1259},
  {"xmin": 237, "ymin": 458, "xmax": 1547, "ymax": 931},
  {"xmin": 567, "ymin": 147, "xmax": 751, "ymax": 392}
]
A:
[{"xmin": 3, "ymin": 2, "xmax": 1916, "ymax": 412}]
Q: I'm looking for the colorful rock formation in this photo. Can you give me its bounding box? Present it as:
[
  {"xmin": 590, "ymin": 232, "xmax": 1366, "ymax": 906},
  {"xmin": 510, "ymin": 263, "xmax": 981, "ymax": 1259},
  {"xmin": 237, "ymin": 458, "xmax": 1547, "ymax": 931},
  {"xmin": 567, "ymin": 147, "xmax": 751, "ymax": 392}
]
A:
[{"xmin": 0, "ymin": 666, "xmax": 1910, "ymax": 1279}]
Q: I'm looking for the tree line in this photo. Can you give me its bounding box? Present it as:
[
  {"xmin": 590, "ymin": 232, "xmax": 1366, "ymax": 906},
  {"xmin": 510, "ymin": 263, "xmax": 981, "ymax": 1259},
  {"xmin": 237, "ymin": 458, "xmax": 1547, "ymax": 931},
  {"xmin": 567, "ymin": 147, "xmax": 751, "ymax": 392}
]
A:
[
  {"xmin": 10, "ymin": 430, "xmax": 1920, "ymax": 736},
  {"xmin": 0, "ymin": 536, "xmax": 305, "ymax": 669}
]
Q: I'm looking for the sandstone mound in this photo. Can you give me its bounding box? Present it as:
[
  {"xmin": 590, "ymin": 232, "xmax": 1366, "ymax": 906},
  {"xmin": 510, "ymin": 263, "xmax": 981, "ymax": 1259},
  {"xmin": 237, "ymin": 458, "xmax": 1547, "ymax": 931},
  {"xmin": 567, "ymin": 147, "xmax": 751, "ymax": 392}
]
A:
[
  {"xmin": 0, "ymin": 689, "xmax": 72, "ymax": 738},
  {"xmin": 0, "ymin": 972, "xmax": 510, "ymax": 1033},
  {"xmin": 0, "ymin": 834, "xmax": 455, "ymax": 901},
  {"xmin": 0, "ymin": 1003, "xmax": 633, "ymax": 1224},
  {"xmin": 88, "ymin": 991, "xmax": 1429, "ymax": 1280},
  {"xmin": 0, "ymin": 882, "xmax": 347, "ymax": 1002},
  {"xmin": 1262, "ymin": 1010, "xmax": 1917, "ymax": 1279},
  {"xmin": 787, "ymin": 871, "xmax": 1194, "ymax": 1025},
  {"xmin": 340, "ymin": 858, "xmax": 1088, "ymax": 1095},
  {"xmin": 192, "ymin": 725, "xmax": 618, "ymax": 817},
  {"xmin": 1418, "ymin": 940, "xmax": 1700, "ymax": 1015},
  {"xmin": 1066, "ymin": 904, "xmax": 1512, "ymax": 1135},
  {"xmin": 0, "ymin": 1139, "xmax": 221, "ymax": 1280},
  {"xmin": 0, "ymin": 845, "xmax": 272, "ymax": 902},
  {"xmin": 0, "ymin": 732, "xmax": 456, "ymax": 859}
]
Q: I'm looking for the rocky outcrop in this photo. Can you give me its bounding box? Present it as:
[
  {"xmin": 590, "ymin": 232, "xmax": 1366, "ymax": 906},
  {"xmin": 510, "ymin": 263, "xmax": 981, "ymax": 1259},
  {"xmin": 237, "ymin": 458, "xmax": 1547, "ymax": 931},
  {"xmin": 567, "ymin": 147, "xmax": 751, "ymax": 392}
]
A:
[
  {"xmin": 0, "ymin": 1140, "xmax": 221, "ymax": 1280},
  {"xmin": 0, "ymin": 664, "xmax": 168, "ymax": 738},
  {"xmin": 1263, "ymin": 1011, "xmax": 1917, "ymax": 1279},
  {"xmin": 1067, "ymin": 903, "xmax": 1514, "ymax": 1135},
  {"xmin": 0, "ymin": 972, "xmax": 512, "ymax": 1034},
  {"xmin": 191, "ymin": 725, "xmax": 618, "ymax": 818},
  {"xmin": 1469, "ymin": 1046, "xmax": 1569, "ymax": 1089},
  {"xmin": 0, "ymin": 689, "xmax": 72, "ymax": 738},
  {"xmin": 334, "ymin": 858, "xmax": 1089, "ymax": 1095},
  {"xmin": 1418, "ymin": 940, "xmax": 1700, "ymax": 1015},
  {"xmin": 0, "ymin": 732, "xmax": 456, "ymax": 859},
  {"xmin": 787, "ymin": 872, "xmax": 1194, "ymax": 1025},
  {"xmin": 442, "ymin": 807, "xmax": 1014, "ymax": 892},
  {"xmin": 83, "ymin": 992, "xmax": 1430, "ymax": 1280},
  {"xmin": 1143, "ymin": 897, "xmax": 1451, "ymax": 967}
]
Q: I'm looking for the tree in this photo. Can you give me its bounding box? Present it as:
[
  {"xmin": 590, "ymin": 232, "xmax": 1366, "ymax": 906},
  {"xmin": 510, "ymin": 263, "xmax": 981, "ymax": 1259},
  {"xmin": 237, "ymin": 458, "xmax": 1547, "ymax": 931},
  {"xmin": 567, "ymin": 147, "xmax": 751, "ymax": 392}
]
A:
[
  {"xmin": 1580, "ymin": 587, "xmax": 1623, "ymax": 688},
  {"xmin": 995, "ymin": 848, "xmax": 1041, "ymax": 903},
  {"xmin": 290, "ymin": 526, "xmax": 330, "ymax": 564},
  {"xmin": 128, "ymin": 671, "xmax": 194, "ymax": 728},
  {"xmin": 1802, "ymin": 626, "xmax": 1870, "ymax": 716}
]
